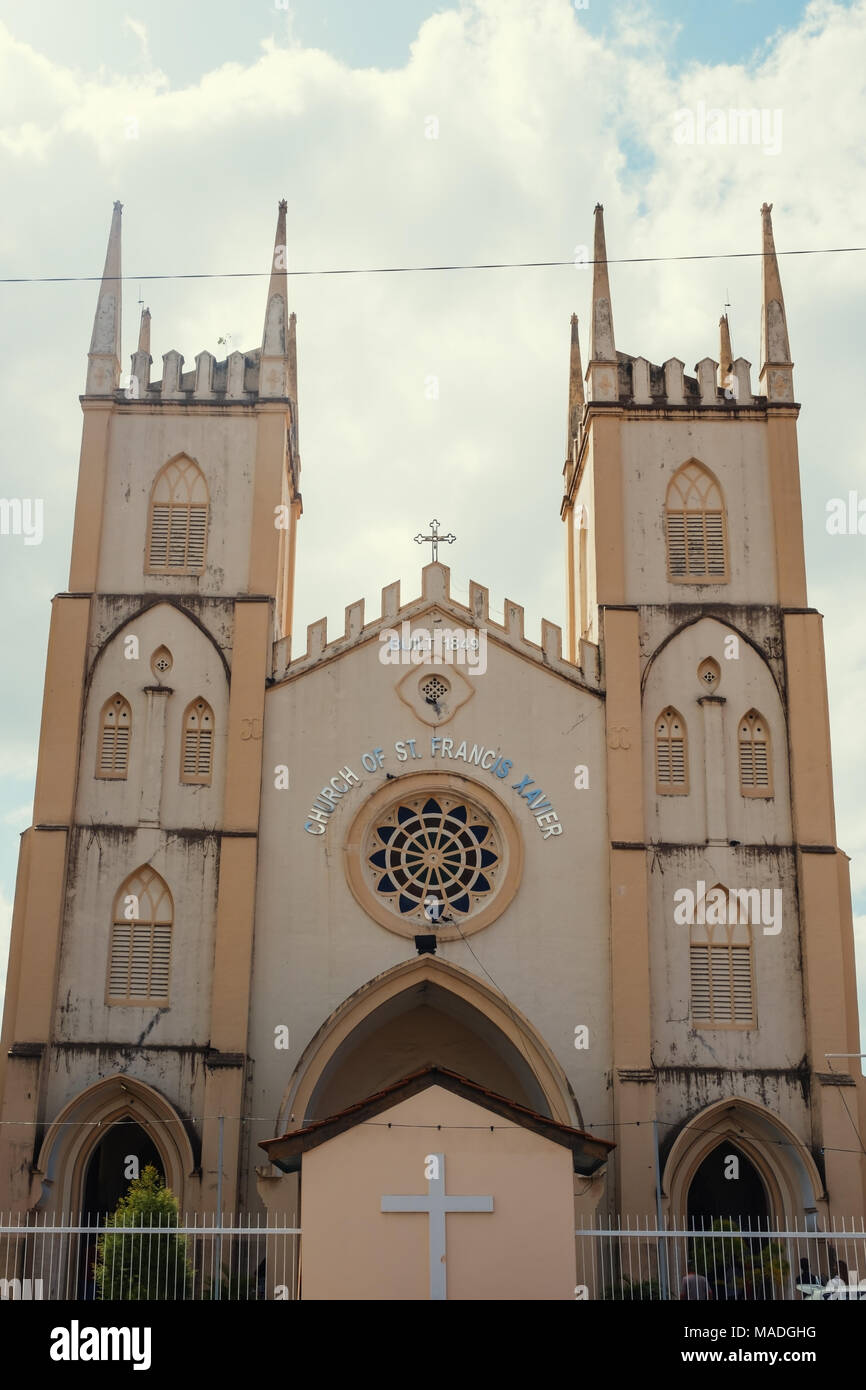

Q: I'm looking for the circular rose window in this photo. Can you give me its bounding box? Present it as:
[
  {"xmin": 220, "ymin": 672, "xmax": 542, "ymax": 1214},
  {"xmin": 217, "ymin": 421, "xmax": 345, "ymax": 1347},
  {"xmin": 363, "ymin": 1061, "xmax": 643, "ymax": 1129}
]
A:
[
  {"xmin": 344, "ymin": 774, "xmax": 522, "ymax": 940},
  {"xmin": 370, "ymin": 794, "xmax": 498, "ymax": 919}
]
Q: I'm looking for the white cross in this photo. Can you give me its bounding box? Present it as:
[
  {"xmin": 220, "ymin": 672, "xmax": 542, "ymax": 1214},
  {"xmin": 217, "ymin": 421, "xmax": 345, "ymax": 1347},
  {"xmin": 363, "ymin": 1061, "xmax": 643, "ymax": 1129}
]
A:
[{"xmin": 381, "ymin": 1153, "xmax": 493, "ymax": 1300}]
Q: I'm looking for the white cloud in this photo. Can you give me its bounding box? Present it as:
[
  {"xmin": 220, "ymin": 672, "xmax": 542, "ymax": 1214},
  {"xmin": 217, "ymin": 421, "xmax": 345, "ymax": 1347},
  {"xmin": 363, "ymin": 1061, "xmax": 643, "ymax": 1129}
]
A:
[{"xmin": 1, "ymin": 0, "xmax": 866, "ymax": 1022}]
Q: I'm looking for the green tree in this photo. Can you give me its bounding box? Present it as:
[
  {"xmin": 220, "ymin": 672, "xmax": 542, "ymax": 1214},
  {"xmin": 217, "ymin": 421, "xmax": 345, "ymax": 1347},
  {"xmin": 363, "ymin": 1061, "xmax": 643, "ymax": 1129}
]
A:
[{"xmin": 93, "ymin": 1165, "xmax": 194, "ymax": 1300}]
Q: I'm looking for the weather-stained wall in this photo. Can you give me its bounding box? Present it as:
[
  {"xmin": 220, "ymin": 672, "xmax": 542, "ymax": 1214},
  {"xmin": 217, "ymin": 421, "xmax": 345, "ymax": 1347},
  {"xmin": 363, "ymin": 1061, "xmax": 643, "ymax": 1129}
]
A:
[
  {"xmin": 95, "ymin": 409, "xmax": 258, "ymax": 597},
  {"xmin": 642, "ymin": 615, "xmax": 792, "ymax": 846},
  {"xmin": 76, "ymin": 602, "xmax": 230, "ymax": 830},
  {"xmin": 620, "ymin": 417, "xmax": 778, "ymax": 607}
]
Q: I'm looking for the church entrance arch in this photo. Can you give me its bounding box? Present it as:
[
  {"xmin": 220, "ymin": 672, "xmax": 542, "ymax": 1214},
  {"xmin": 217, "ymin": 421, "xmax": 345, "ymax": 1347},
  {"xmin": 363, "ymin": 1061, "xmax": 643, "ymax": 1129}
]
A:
[
  {"xmin": 662, "ymin": 1097, "xmax": 825, "ymax": 1229},
  {"xmin": 76, "ymin": 1121, "xmax": 165, "ymax": 1299},
  {"xmin": 32, "ymin": 1076, "xmax": 196, "ymax": 1220},
  {"xmin": 687, "ymin": 1141, "xmax": 769, "ymax": 1229},
  {"xmin": 278, "ymin": 957, "xmax": 579, "ymax": 1130}
]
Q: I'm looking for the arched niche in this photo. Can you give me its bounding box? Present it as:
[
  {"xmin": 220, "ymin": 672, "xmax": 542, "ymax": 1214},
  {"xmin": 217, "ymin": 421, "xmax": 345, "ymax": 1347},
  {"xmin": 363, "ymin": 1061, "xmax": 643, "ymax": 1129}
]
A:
[{"xmin": 277, "ymin": 957, "xmax": 580, "ymax": 1132}]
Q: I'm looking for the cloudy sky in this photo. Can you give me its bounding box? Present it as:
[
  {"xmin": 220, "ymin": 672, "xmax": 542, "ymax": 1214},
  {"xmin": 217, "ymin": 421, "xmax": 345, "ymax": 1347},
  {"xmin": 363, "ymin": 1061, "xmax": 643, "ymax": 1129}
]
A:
[{"xmin": 1, "ymin": 0, "xmax": 865, "ymax": 1055}]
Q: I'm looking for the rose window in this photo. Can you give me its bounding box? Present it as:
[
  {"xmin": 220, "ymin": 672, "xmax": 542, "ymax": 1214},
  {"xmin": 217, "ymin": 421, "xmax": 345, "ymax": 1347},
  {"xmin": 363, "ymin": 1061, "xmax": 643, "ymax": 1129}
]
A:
[{"xmin": 367, "ymin": 794, "xmax": 500, "ymax": 923}]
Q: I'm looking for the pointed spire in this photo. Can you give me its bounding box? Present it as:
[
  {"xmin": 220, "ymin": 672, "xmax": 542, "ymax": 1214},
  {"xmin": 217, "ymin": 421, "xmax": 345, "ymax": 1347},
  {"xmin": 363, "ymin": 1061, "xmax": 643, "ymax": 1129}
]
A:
[
  {"xmin": 585, "ymin": 204, "xmax": 619, "ymax": 402},
  {"xmin": 260, "ymin": 199, "xmax": 291, "ymax": 399},
  {"xmin": 718, "ymin": 313, "xmax": 733, "ymax": 387},
  {"xmin": 759, "ymin": 202, "xmax": 794, "ymax": 402},
  {"xmin": 567, "ymin": 313, "xmax": 584, "ymax": 450},
  {"xmin": 85, "ymin": 201, "xmax": 122, "ymax": 395},
  {"xmin": 129, "ymin": 305, "xmax": 152, "ymax": 397},
  {"xmin": 590, "ymin": 204, "xmax": 615, "ymax": 362},
  {"xmin": 137, "ymin": 306, "xmax": 151, "ymax": 355}
]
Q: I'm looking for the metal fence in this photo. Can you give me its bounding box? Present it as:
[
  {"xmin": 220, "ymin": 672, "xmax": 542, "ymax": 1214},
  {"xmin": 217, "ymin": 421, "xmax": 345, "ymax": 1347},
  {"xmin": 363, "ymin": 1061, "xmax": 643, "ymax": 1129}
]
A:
[
  {"xmin": 4, "ymin": 1211, "xmax": 865, "ymax": 1301},
  {"xmin": 0, "ymin": 1215, "xmax": 300, "ymax": 1301},
  {"xmin": 576, "ymin": 1217, "xmax": 866, "ymax": 1300}
]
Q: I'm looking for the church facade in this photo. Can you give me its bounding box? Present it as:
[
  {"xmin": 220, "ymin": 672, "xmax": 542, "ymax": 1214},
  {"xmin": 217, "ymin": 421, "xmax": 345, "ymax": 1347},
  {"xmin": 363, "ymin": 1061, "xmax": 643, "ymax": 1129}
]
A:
[{"xmin": 0, "ymin": 199, "xmax": 864, "ymax": 1295}]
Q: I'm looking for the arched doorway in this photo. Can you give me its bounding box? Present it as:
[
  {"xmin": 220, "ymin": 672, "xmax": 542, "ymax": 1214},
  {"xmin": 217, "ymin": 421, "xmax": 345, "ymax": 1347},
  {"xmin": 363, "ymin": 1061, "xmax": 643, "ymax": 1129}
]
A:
[
  {"xmin": 662, "ymin": 1098, "xmax": 825, "ymax": 1230},
  {"xmin": 77, "ymin": 1121, "xmax": 165, "ymax": 1300},
  {"xmin": 82, "ymin": 1121, "xmax": 164, "ymax": 1218},
  {"xmin": 687, "ymin": 1142, "xmax": 769, "ymax": 1231}
]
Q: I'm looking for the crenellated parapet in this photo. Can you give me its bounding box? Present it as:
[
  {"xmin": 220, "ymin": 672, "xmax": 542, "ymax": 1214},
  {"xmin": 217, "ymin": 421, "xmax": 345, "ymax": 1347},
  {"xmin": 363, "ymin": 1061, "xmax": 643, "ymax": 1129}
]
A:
[
  {"xmin": 83, "ymin": 201, "xmax": 298, "ymax": 412},
  {"xmin": 564, "ymin": 203, "xmax": 795, "ymax": 489},
  {"xmin": 272, "ymin": 562, "xmax": 601, "ymax": 692}
]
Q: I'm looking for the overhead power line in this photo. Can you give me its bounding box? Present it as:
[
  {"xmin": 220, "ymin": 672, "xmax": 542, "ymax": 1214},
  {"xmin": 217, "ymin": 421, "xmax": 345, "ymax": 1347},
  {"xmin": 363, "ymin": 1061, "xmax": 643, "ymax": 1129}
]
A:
[{"xmin": 1, "ymin": 244, "xmax": 865, "ymax": 286}]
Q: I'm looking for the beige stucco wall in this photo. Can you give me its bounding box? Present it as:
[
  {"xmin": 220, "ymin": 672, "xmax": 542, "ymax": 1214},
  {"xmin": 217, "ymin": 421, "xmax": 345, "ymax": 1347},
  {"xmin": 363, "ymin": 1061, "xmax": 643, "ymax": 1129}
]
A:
[
  {"xmin": 95, "ymin": 408, "xmax": 258, "ymax": 597},
  {"xmin": 51, "ymin": 824, "xmax": 218, "ymax": 1052},
  {"xmin": 299, "ymin": 1086, "xmax": 577, "ymax": 1300},
  {"xmin": 620, "ymin": 418, "xmax": 778, "ymax": 606},
  {"xmin": 76, "ymin": 602, "xmax": 229, "ymax": 830},
  {"xmin": 643, "ymin": 615, "xmax": 792, "ymax": 845},
  {"xmin": 246, "ymin": 616, "xmax": 611, "ymax": 1201}
]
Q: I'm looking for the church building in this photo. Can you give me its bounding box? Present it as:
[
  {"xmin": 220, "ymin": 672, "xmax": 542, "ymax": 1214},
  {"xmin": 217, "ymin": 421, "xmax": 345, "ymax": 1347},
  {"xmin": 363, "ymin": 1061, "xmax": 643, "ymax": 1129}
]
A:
[{"xmin": 0, "ymin": 198, "xmax": 864, "ymax": 1299}]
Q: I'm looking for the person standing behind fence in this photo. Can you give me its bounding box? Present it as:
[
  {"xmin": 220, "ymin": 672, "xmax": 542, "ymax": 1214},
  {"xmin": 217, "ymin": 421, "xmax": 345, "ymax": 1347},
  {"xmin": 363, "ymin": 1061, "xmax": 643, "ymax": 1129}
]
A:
[{"xmin": 681, "ymin": 1261, "xmax": 714, "ymax": 1300}]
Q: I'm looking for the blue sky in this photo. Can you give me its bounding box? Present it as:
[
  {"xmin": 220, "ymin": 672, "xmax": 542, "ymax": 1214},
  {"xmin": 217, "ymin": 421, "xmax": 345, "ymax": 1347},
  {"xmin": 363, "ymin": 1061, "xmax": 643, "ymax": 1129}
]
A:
[
  {"xmin": 1, "ymin": 0, "xmax": 865, "ymax": 1058},
  {"xmin": 0, "ymin": 0, "xmax": 829, "ymax": 79}
]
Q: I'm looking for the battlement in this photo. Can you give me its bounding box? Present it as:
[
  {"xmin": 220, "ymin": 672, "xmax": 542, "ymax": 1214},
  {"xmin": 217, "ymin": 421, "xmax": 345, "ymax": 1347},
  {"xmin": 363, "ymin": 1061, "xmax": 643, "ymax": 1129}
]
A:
[
  {"xmin": 84, "ymin": 200, "xmax": 296, "ymax": 407},
  {"xmin": 120, "ymin": 343, "xmax": 293, "ymax": 405},
  {"xmin": 272, "ymin": 562, "xmax": 600, "ymax": 691},
  {"xmin": 611, "ymin": 351, "xmax": 756, "ymax": 410},
  {"xmin": 566, "ymin": 202, "xmax": 795, "ymax": 451}
]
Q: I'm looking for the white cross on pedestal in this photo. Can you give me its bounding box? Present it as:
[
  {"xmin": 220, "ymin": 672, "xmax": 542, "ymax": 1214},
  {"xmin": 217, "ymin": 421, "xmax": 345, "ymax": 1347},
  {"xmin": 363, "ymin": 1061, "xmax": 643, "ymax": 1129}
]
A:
[{"xmin": 381, "ymin": 1153, "xmax": 493, "ymax": 1300}]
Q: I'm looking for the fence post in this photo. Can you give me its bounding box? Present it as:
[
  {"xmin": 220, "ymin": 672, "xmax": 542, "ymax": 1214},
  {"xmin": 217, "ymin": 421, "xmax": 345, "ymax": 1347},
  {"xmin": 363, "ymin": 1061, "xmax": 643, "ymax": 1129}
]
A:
[
  {"xmin": 215, "ymin": 1113, "xmax": 224, "ymax": 1301},
  {"xmin": 652, "ymin": 1119, "xmax": 670, "ymax": 1300}
]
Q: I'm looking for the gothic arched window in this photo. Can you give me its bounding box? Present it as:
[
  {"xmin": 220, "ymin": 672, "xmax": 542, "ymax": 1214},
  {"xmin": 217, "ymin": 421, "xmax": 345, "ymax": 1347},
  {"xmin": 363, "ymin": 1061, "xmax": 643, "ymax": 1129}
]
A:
[
  {"xmin": 145, "ymin": 455, "xmax": 209, "ymax": 575},
  {"xmin": 180, "ymin": 697, "xmax": 214, "ymax": 785},
  {"xmin": 107, "ymin": 866, "xmax": 173, "ymax": 1006},
  {"xmin": 655, "ymin": 707, "xmax": 689, "ymax": 794},
  {"xmin": 738, "ymin": 709, "xmax": 773, "ymax": 797},
  {"xmin": 665, "ymin": 460, "xmax": 728, "ymax": 583},
  {"xmin": 96, "ymin": 694, "xmax": 132, "ymax": 779},
  {"xmin": 689, "ymin": 888, "xmax": 755, "ymax": 1027}
]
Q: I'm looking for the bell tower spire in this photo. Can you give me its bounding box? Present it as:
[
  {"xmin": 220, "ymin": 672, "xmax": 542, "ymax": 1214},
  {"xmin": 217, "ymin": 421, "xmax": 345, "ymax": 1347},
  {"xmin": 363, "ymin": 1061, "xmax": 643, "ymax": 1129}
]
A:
[
  {"xmin": 260, "ymin": 199, "xmax": 291, "ymax": 400},
  {"xmin": 85, "ymin": 200, "xmax": 122, "ymax": 396},
  {"xmin": 567, "ymin": 312, "xmax": 584, "ymax": 453},
  {"xmin": 718, "ymin": 312, "xmax": 733, "ymax": 389},
  {"xmin": 759, "ymin": 202, "xmax": 794, "ymax": 403},
  {"xmin": 586, "ymin": 204, "xmax": 618, "ymax": 402}
]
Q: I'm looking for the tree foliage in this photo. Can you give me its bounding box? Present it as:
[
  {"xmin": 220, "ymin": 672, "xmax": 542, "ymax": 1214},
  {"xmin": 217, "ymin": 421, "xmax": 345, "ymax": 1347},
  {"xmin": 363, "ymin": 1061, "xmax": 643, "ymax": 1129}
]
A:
[{"xmin": 93, "ymin": 1164, "xmax": 194, "ymax": 1300}]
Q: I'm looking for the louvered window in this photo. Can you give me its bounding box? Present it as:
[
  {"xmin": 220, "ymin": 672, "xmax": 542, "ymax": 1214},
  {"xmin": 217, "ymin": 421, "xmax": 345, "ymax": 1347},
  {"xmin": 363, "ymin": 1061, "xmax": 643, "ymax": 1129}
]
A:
[
  {"xmin": 97, "ymin": 694, "xmax": 132, "ymax": 779},
  {"xmin": 180, "ymin": 697, "xmax": 214, "ymax": 785},
  {"xmin": 107, "ymin": 866, "xmax": 173, "ymax": 1006},
  {"xmin": 690, "ymin": 905, "xmax": 754, "ymax": 1028},
  {"xmin": 665, "ymin": 461, "xmax": 728, "ymax": 582},
  {"xmin": 655, "ymin": 707, "xmax": 688, "ymax": 794},
  {"xmin": 739, "ymin": 709, "xmax": 772, "ymax": 797},
  {"xmin": 146, "ymin": 456, "xmax": 209, "ymax": 575}
]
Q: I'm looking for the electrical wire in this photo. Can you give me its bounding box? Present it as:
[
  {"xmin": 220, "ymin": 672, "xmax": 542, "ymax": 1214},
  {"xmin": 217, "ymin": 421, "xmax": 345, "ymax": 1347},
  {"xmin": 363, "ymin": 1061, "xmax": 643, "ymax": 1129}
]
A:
[{"xmin": 2, "ymin": 244, "xmax": 866, "ymax": 286}]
